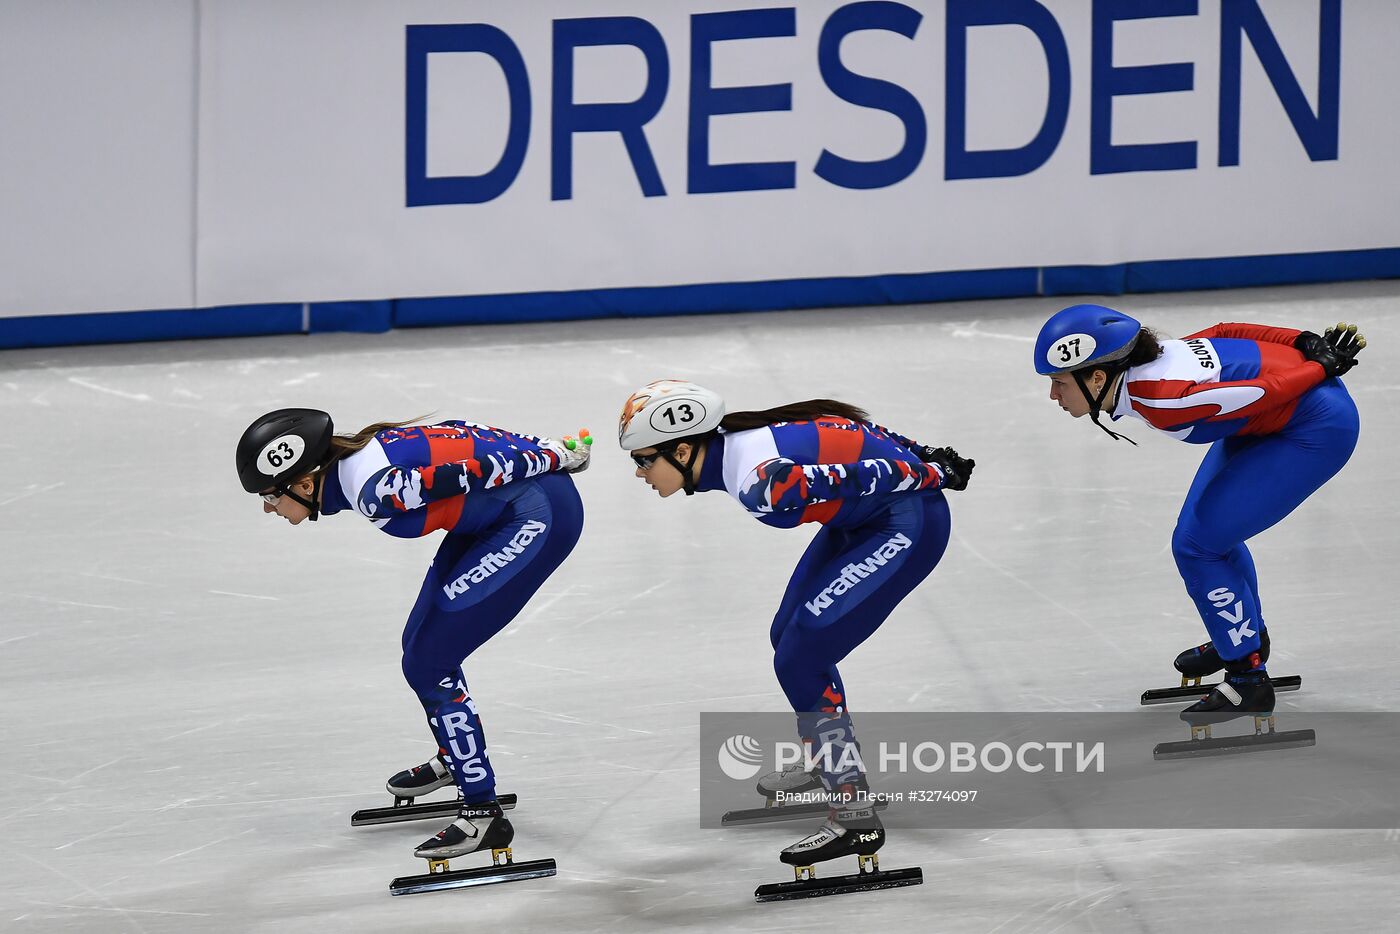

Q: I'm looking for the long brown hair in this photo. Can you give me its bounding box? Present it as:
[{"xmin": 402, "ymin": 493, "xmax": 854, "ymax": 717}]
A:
[
  {"xmin": 719, "ymin": 399, "xmax": 870, "ymax": 433},
  {"xmin": 319, "ymin": 417, "xmax": 427, "ymax": 474}
]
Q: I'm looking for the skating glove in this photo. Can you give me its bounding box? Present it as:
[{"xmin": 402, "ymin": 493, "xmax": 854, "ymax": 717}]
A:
[
  {"xmin": 1295, "ymin": 323, "xmax": 1366, "ymax": 378},
  {"xmin": 542, "ymin": 430, "xmax": 593, "ymax": 473},
  {"xmin": 913, "ymin": 445, "xmax": 975, "ymax": 491}
]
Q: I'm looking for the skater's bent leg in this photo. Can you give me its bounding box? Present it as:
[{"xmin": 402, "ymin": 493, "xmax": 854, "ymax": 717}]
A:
[
  {"xmin": 1173, "ymin": 413, "xmax": 1356, "ymax": 664},
  {"xmin": 773, "ymin": 496, "xmax": 950, "ymax": 792},
  {"xmin": 774, "ymin": 622, "xmax": 860, "ymax": 789},
  {"xmin": 769, "ymin": 527, "xmax": 848, "ymax": 652},
  {"xmin": 402, "ymin": 660, "xmax": 498, "ymax": 802},
  {"xmin": 399, "ymin": 477, "xmax": 584, "ymax": 802},
  {"xmin": 1174, "ymin": 442, "xmax": 1261, "ymax": 655},
  {"xmin": 1172, "ymin": 523, "xmax": 1264, "ymax": 666},
  {"xmin": 1225, "ymin": 542, "xmax": 1262, "ymax": 628},
  {"xmin": 773, "ymin": 496, "xmax": 950, "ymax": 709}
]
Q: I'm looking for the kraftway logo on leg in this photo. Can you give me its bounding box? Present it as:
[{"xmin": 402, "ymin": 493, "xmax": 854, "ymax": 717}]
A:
[
  {"xmin": 442, "ymin": 519, "xmax": 548, "ymax": 599},
  {"xmin": 805, "ymin": 533, "xmax": 912, "ymax": 617}
]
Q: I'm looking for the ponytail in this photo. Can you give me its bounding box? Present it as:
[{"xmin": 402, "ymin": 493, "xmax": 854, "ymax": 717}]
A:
[
  {"xmin": 719, "ymin": 399, "xmax": 870, "ymax": 433},
  {"xmin": 319, "ymin": 417, "xmax": 427, "ymax": 474}
]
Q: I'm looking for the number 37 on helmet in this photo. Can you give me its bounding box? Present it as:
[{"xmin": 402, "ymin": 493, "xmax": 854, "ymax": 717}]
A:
[{"xmin": 1033, "ymin": 304, "xmax": 1142, "ymax": 376}]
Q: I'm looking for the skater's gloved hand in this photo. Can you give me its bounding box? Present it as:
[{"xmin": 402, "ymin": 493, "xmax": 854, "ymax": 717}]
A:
[
  {"xmin": 543, "ymin": 429, "xmax": 594, "ymax": 473},
  {"xmin": 913, "ymin": 445, "xmax": 975, "ymax": 491},
  {"xmin": 1324, "ymin": 322, "xmax": 1366, "ymax": 369},
  {"xmin": 1295, "ymin": 323, "xmax": 1366, "ymax": 378}
]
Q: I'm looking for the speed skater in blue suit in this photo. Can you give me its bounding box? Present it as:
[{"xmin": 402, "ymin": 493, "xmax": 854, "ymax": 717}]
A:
[
  {"xmin": 1033, "ymin": 306, "xmax": 1365, "ymax": 724},
  {"xmin": 616, "ymin": 379, "xmax": 974, "ymax": 874},
  {"xmin": 237, "ymin": 409, "xmax": 591, "ymax": 866}
]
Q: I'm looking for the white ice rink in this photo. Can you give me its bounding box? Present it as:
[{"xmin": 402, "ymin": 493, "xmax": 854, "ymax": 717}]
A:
[{"xmin": 3, "ymin": 282, "xmax": 1398, "ymax": 933}]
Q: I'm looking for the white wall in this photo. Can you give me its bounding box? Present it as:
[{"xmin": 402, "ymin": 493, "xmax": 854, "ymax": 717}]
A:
[
  {"xmin": 2, "ymin": 0, "xmax": 1395, "ymax": 320},
  {"xmin": 1, "ymin": 0, "xmax": 197, "ymax": 317}
]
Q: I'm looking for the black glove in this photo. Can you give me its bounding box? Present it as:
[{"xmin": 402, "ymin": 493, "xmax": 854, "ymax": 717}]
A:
[
  {"xmin": 913, "ymin": 445, "xmax": 975, "ymax": 492},
  {"xmin": 1295, "ymin": 323, "xmax": 1366, "ymax": 378}
]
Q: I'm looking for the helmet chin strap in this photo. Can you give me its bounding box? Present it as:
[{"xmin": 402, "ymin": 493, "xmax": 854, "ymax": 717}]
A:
[
  {"xmin": 660, "ymin": 443, "xmax": 701, "ymax": 495},
  {"xmin": 1073, "ymin": 368, "xmax": 1137, "ymax": 445},
  {"xmin": 276, "ymin": 472, "xmax": 324, "ymax": 520}
]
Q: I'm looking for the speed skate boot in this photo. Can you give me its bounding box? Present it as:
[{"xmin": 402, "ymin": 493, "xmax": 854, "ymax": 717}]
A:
[
  {"xmin": 779, "ymin": 786, "xmax": 884, "ymax": 870},
  {"xmin": 387, "ymin": 755, "xmax": 454, "ymax": 799},
  {"xmin": 1174, "ymin": 628, "xmax": 1270, "ymax": 679},
  {"xmin": 756, "ymin": 762, "xmax": 823, "ymax": 802},
  {"xmin": 414, "ymin": 800, "xmax": 514, "ymax": 861},
  {"xmin": 754, "ymin": 779, "xmax": 922, "ymax": 901},
  {"xmin": 390, "ymin": 799, "xmax": 555, "ymax": 896},
  {"xmin": 1180, "ymin": 651, "xmax": 1275, "ymax": 726},
  {"xmin": 1152, "ymin": 648, "xmax": 1314, "ymax": 760}
]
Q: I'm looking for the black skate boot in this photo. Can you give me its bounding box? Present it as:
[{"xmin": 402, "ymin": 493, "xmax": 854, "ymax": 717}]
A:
[
  {"xmin": 1174, "ymin": 629, "xmax": 1270, "ymax": 678},
  {"xmin": 756, "ymin": 763, "xmax": 823, "ymax": 801},
  {"xmin": 755, "ymin": 786, "xmax": 921, "ymax": 902},
  {"xmin": 1179, "ymin": 653, "xmax": 1274, "ymax": 726},
  {"xmin": 1154, "ymin": 650, "xmax": 1314, "ymax": 760},
  {"xmin": 414, "ymin": 800, "xmax": 514, "ymax": 861},
  {"xmin": 387, "ymin": 755, "xmax": 454, "ymax": 799},
  {"xmin": 779, "ymin": 797, "xmax": 884, "ymax": 868},
  {"xmin": 391, "ymin": 799, "xmax": 555, "ymax": 895}
]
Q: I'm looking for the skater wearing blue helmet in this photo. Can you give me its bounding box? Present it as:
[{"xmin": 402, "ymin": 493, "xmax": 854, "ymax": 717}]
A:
[{"xmin": 1034, "ymin": 305, "xmax": 1365, "ymax": 728}]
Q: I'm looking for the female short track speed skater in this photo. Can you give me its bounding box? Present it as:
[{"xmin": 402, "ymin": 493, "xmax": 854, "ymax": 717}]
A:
[
  {"xmin": 1033, "ymin": 305, "xmax": 1364, "ymax": 723},
  {"xmin": 235, "ymin": 409, "xmax": 591, "ymax": 868},
  {"xmin": 616, "ymin": 380, "xmax": 974, "ymax": 879}
]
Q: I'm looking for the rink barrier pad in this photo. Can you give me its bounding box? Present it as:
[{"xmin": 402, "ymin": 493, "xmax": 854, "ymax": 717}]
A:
[{"xmin": 4, "ymin": 248, "xmax": 1398, "ymax": 349}]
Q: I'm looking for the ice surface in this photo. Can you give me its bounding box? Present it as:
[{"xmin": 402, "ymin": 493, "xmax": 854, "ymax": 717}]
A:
[{"xmin": 2, "ymin": 282, "xmax": 1398, "ymax": 932}]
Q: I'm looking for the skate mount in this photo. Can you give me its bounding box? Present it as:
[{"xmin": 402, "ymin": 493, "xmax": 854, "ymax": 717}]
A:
[
  {"xmin": 721, "ymin": 795, "xmax": 890, "ymax": 827},
  {"xmin": 755, "ymin": 853, "xmax": 922, "ymax": 903},
  {"xmin": 388, "ymin": 846, "xmax": 557, "ymax": 896},
  {"xmin": 350, "ymin": 791, "xmax": 518, "ymax": 826},
  {"xmin": 1140, "ymin": 674, "xmax": 1301, "ymax": 706},
  {"xmin": 1152, "ymin": 713, "xmax": 1316, "ymax": 761}
]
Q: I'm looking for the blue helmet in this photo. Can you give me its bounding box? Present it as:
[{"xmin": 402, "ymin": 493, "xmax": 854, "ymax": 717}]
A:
[{"xmin": 1034, "ymin": 304, "xmax": 1142, "ymax": 376}]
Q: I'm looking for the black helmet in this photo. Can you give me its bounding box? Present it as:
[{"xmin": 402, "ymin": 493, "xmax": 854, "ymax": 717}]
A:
[{"xmin": 236, "ymin": 408, "xmax": 334, "ymax": 494}]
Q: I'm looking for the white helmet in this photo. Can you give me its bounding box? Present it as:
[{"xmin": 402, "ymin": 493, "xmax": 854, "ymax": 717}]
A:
[{"xmin": 617, "ymin": 379, "xmax": 726, "ymax": 450}]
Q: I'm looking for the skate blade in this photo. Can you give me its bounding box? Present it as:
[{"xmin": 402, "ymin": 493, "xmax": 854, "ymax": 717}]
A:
[
  {"xmin": 1140, "ymin": 674, "xmax": 1301, "ymax": 706},
  {"xmin": 728, "ymin": 795, "xmax": 890, "ymax": 823},
  {"xmin": 388, "ymin": 857, "xmax": 555, "ymax": 896},
  {"xmin": 722, "ymin": 797, "xmax": 889, "ymax": 827},
  {"xmin": 1152, "ymin": 728, "xmax": 1315, "ymax": 760},
  {"xmin": 754, "ymin": 866, "xmax": 921, "ymax": 902},
  {"xmin": 351, "ymin": 792, "xmax": 517, "ymax": 826}
]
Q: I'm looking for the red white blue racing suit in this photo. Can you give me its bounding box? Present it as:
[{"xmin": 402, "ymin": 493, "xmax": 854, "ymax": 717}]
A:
[{"xmin": 1109, "ymin": 324, "xmax": 1359, "ymax": 664}]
